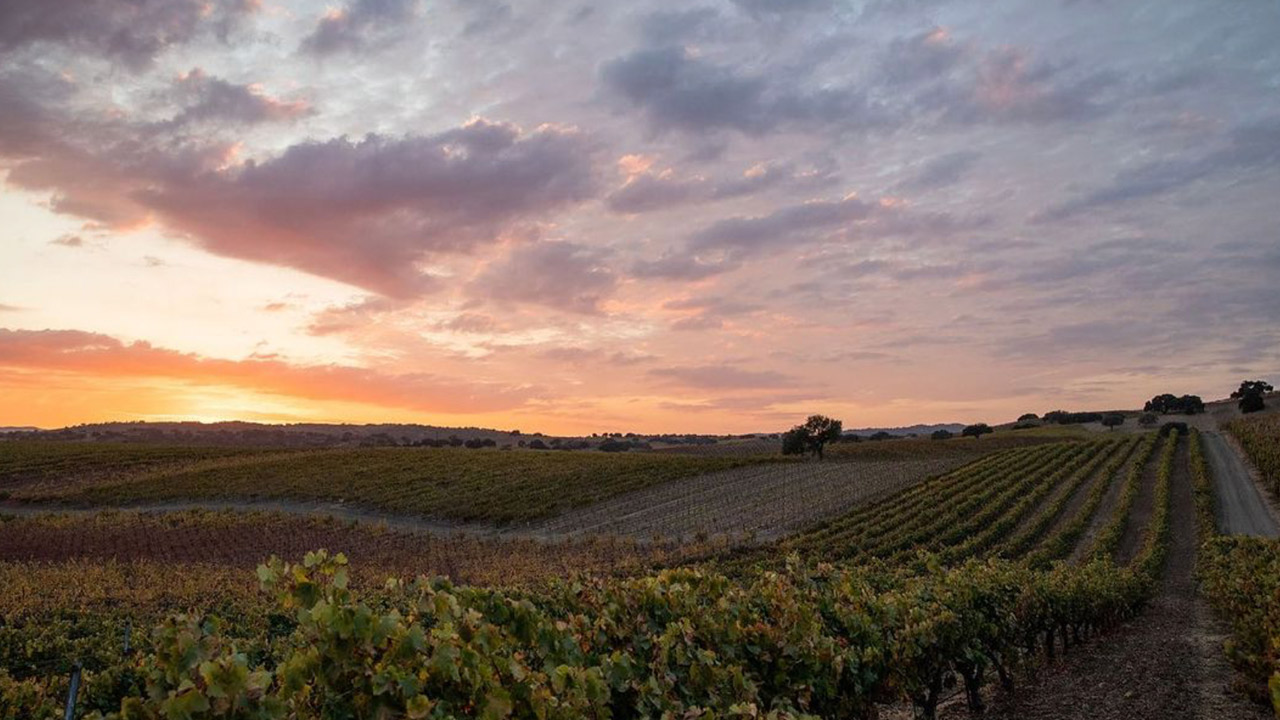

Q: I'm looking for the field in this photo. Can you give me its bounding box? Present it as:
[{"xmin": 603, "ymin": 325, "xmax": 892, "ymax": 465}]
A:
[
  {"xmin": 1, "ymin": 427, "xmax": 1276, "ymax": 719},
  {"xmin": 1, "ymin": 442, "xmax": 780, "ymax": 524}
]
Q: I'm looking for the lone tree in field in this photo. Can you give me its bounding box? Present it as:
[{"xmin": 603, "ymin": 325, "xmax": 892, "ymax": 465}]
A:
[
  {"xmin": 782, "ymin": 415, "xmax": 843, "ymax": 459},
  {"xmin": 962, "ymin": 423, "xmax": 993, "ymax": 440},
  {"xmin": 931, "ymin": 429, "xmax": 954, "ymax": 440},
  {"xmin": 1102, "ymin": 413, "xmax": 1125, "ymax": 431},
  {"xmin": 1232, "ymin": 379, "xmax": 1274, "ymax": 414},
  {"xmin": 1139, "ymin": 412, "xmax": 1159, "ymax": 427}
]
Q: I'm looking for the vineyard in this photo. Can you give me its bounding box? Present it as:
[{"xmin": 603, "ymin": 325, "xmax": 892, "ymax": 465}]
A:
[
  {"xmin": 1, "ymin": 444, "xmax": 781, "ymax": 524},
  {"xmin": 1, "ymin": 425, "xmax": 1277, "ymax": 719},
  {"xmin": 1202, "ymin": 417, "xmax": 1280, "ymax": 713},
  {"xmin": 1227, "ymin": 413, "xmax": 1280, "ymax": 497},
  {"xmin": 0, "ymin": 510, "xmax": 720, "ymax": 586}
]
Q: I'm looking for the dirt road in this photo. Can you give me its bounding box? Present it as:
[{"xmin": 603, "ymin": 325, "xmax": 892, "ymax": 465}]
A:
[{"xmin": 1201, "ymin": 430, "xmax": 1279, "ymax": 536}]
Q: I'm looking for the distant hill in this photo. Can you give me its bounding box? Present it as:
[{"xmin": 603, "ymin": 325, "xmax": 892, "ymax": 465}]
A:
[
  {"xmin": 842, "ymin": 423, "xmax": 966, "ymax": 438},
  {"xmin": 0, "ymin": 426, "xmax": 40, "ymax": 433},
  {"xmin": 0, "ymin": 420, "xmax": 741, "ymax": 450}
]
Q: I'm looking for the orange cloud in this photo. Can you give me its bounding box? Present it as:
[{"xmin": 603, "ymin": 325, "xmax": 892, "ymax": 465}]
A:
[{"xmin": 0, "ymin": 328, "xmax": 533, "ymax": 418}]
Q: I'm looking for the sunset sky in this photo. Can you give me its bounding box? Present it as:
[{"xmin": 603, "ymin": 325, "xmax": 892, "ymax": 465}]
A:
[{"xmin": 1, "ymin": 0, "xmax": 1278, "ymax": 434}]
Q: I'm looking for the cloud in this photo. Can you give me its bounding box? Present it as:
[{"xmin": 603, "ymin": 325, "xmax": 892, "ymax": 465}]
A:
[
  {"xmin": 639, "ymin": 8, "xmax": 722, "ymax": 44},
  {"xmin": 896, "ymin": 150, "xmax": 981, "ymax": 191},
  {"xmin": 300, "ymin": 0, "xmax": 419, "ymax": 55},
  {"xmin": 629, "ymin": 254, "xmax": 737, "ymax": 281},
  {"xmin": 0, "ymin": 0, "xmax": 256, "ymax": 70},
  {"xmin": 50, "ymin": 234, "xmax": 84, "ymax": 248},
  {"xmin": 469, "ymin": 240, "xmax": 617, "ymax": 314},
  {"xmin": 538, "ymin": 347, "xmax": 653, "ymax": 366},
  {"xmin": 649, "ymin": 364, "xmax": 799, "ymax": 390},
  {"xmin": 139, "ymin": 119, "xmax": 597, "ymax": 298},
  {"xmin": 689, "ymin": 193, "xmax": 991, "ymax": 258},
  {"xmin": 169, "ymin": 69, "xmax": 311, "ymax": 126},
  {"xmin": 0, "ymin": 65, "xmax": 595, "ymax": 298},
  {"xmin": 1037, "ymin": 118, "xmax": 1280, "ymax": 221},
  {"xmin": 601, "ymin": 45, "xmax": 883, "ymax": 136},
  {"xmin": 881, "ymin": 28, "xmax": 966, "ymax": 85},
  {"xmin": 689, "ymin": 194, "xmax": 876, "ymax": 254},
  {"xmin": 0, "ymin": 305, "xmax": 23, "ymax": 313},
  {"xmin": 0, "ymin": 328, "xmax": 531, "ymax": 414},
  {"xmin": 731, "ymin": 0, "xmax": 833, "ymax": 15},
  {"xmin": 605, "ymin": 161, "xmax": 819, "ymax": 214}
]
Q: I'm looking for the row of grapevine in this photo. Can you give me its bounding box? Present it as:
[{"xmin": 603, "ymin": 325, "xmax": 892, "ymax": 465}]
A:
[
  {"xmin": 999, "ymin": 436, "xmax": 1141, "ymax": 560},
  {"xmin": 1084, "ymin": 434, "xmax": 1165, "ymax": 562},
  {"xmin": 794, "ymin": 443, "xmax": 1063, "ymax": 547},
  {"xmin": 791, "ymin": 443, "xmax": 1091, "ymax": 560},
  {"xmin": 0, "ymin": 550, "xmax": 1157, "ymax": 720},
  {"xmin": 1024, "ymin": 434, "xmax": 1148, "ymax": 567},
  {"xmin": 1130, "ymin": 433, "xmax": 1177, "ymax": 578},
  {"xmin": 920, "ymin": 443, "xmax": 1110, "ymax": 561}
]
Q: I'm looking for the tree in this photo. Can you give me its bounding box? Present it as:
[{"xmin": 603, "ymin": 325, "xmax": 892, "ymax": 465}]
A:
[
  {"xmin": 782, "ymin": 415, "xmax": 843, "ymax": 459},
  {"xmin": 1232, "ymin": 380, "xmax": 1274, "ymax": 399},
  {"xmin": 1017, "ymin": 413, "xmax": 1039, "ymax": 422},
  {"xmin": 781, "ymin": 429, "xmax": 808, "ymax": 456},
  {"xmin": 962, "ymin": 423, "xmax": 993, "ymax": 440},
  {"xmin": 1240, "ymin": 393, "xmax": 1266, "ymax": 414},
  {"xmin": 931, "ymin": 429, "xmax": 954, "ymax": 440},
  {"xmin": 869, "ymin": 431, "xmax": 894, "ymax": 441},
  {"xmin": 1233, "ymin": 379, "xmax": 1273, "ymax": 413},
  {"xmin": 1138, "ymin": 412, "xmax": 1158, "ymax": 427},
  {"xmin": 1144, "ymin": 393, "xmax": 1204, "ymax": 415},
  {"xmin": 1102, "ymin": 414, "xmax": 1124, "ymax": 431}
]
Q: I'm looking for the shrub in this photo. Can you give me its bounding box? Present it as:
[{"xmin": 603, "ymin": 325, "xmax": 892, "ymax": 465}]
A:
[{"xmin": 930, "ymin": 430, "xmax": 954, "ymax": 441}]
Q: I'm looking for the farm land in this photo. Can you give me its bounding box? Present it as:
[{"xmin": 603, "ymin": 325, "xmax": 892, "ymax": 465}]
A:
[{"xmin": 1, "ymin": 403, "xmax": 1279, "ymax": 719}]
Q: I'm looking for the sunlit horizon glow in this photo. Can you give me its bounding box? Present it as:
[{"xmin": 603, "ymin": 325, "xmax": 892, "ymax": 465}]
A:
[{"xmin": 2, "ymin": 1, "xmax": 1278, "ymax": 435}]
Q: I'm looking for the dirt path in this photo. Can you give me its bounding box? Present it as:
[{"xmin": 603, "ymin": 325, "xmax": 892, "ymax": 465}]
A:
[
  {"xmin": 948, "ymin": 438, "xmax": 1268, "ymax": 720},
  {"xmin": 1201, "ymin": 430, "xmax": 1279, "ymax": 537}
]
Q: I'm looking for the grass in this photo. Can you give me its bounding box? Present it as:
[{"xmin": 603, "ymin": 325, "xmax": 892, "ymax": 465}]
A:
[{"xmin": 12, "ymin": 444, "xmax": 781, "ymax": 524}]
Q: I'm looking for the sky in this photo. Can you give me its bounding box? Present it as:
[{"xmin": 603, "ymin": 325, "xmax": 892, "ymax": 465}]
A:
[{"xmin": 1, "ymin": 0, "xmax": 1278, "ymax": 434}]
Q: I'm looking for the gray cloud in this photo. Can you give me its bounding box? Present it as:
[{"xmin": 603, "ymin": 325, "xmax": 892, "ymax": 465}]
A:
[
  {"xmin": 605, "ymin": 161, "xmax": 819, "ymax": 214},
  {"xmin": 0, "ymin": 0, "xmax": 254, "ymax": 70},
  {"xmin": 896, "ymin": 150, "xmax": 981, "ymax": 192},
  {"xmin": 601, "ymin": 45, "xmax": 884, "ymax": 136},
  {"xmin": 168, "ymin": 69, "xmax": 311, "ymax": 126},
  {"xmin": 138, "ymin": 119, "xmax": 597, "ymax": 298},
  {"xmin": 470, "ymin": 240, "xmax": 617, "ymax": 314},
  {"xmin": 300, "ymin": 0, "xmax": 419, "ymax": 55},
  {"xmin": 1038, "ymin": 117, "xmax": 1280, "ymax": 221}
]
